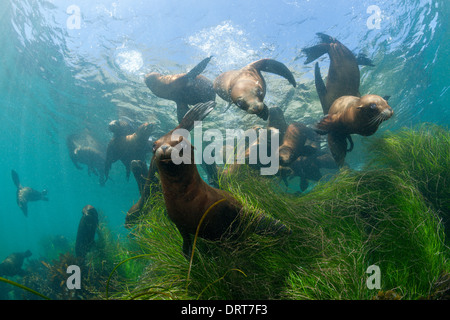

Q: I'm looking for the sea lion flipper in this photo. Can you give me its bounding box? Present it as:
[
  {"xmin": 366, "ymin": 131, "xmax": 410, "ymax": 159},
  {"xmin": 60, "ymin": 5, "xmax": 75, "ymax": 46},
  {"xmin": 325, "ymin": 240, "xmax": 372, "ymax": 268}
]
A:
[
  {"xmin": 250, "ymin": 59, "xmax": 296, "ymax": 87},
  {"xmin": 303, "ymin": 33, "xmax": 336, "ymax": 65},
  {"xmin": 131, "ymin": 160, "xmax": 149, "ymax": 196},
  {"xmin": 180, "ymin": 229, "xmax": 193, "ymax": 258},
  {"xmin": 186, "ymin": 56, "xmax": 212, "ymax": 79},
  {"xmin": 327, "ymin": 133, "xmax": 347, "ymax": 167},
  {"xmin": 303, "ymin": 43, "xmax": 329, "ymax": 65},
  {"xmin": 314, "ymin": 62, "xmax": 328, "ymax": 114},
  {"xmin": 257, "ymin": 103, "xmax": 269, "ymax": 121},
  {"xmin": 356, "ymin": 53, "xmax": 375, "ymax": 67},
  {"xmin": 315, "ymin": 114, "xmax": 335, "ymax": 135},
  {"xmin": 178, "ymin": 101, "xmax": 216, "ymax": 131},
  {"xmin": 346, "ymin": 135, "xmax": 354, "ymax": 152},
  {"xmin": 11, "ymin": 170, "xmax": 21, "ymax": 189},
  {"xmin": 176, "ymin": 102, "xmax": 190, "ymax": 123}
]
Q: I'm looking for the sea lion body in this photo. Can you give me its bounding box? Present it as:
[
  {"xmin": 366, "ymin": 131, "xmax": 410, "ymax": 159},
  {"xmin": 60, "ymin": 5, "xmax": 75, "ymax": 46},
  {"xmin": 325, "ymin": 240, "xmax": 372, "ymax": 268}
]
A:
[
  {"xmin": 316, "ymin": 94, "xmax": 393, "ymax": 166},
  {"xmin": 0, "ymin": 250, "xmax": 32, "ymax": 277},
  {"xmin": 152, "ymin": 101, "xmax": 288, "ymax": 256},
  {"xmin": 278, "ymin": 122, "xmax": 317, "ymax": 165},
  {"xmin": 75, "ymin": 205, "xmax": 99, "ymax": 259},
  {"xmin": 66, "ymin": 134, "xmax": 106, "ymax": 185},
  {"xmin": 303, "ymin": 33, "xmax": 373, "ymax": 115},
  {"xmin": 267, "ymin": 106, "xmax": 288, "ymax": 140},
  {"xmin": 11, "ymin": 170, "xmax": 48, "ymax": 217},
  {"xmin": 145, "ymin": 57, "xmax": 216, "ymax": 122},
  {"xmin": 105, "ymin": 122, "xmax": 154, "ymax": 181},
  {"xmin": 213, "ymin": 59, "xmax": 296, "ymax": 120}
]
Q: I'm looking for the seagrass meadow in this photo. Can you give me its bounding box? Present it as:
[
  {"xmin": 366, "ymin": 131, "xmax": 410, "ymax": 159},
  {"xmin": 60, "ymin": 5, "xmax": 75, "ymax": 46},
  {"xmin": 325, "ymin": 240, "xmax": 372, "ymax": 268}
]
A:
[
  {"xmin": 2, "ymin": 124, "xmax": 449, "ymax": 300},
  {"xmin": 99, "ymin": 124, "xmax": 449, "ymax": 300}
]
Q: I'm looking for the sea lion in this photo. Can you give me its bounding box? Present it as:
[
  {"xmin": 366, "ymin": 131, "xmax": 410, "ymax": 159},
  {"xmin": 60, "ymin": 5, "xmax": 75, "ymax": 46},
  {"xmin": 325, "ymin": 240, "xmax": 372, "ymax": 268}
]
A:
[
  {"xmin": 126, "ymin": 159, "xmax": 159, "ymax": 227},
  {"xmin": 130, "ymin": 160, "xmax": 149, "ymax": 196},
  {"xmin": 75, "ymin": 205, "xmax": 99, "ymax": 259},
  {"xmin": 152, "ymin": 101, "xmax": 289, "ymax": 257},
  {"xmin": 213, "ymin": 59, "xmax": 297, "ymax": 120},
  {"xmin": 278, "ymin": 122, "xmax": 318, "ymax": 165},
  {"xmin": 144, "ymin": 56, "xmax": 216, "ymax": 122},
  {"xmin": 303, "ymin": 33, "xmax": 374, "ymax": 115},
  {"xmin": 108, "ymin": 119, "xmax": 135, "ymax": 138},
  {"xmin": 315, "ymin": 94, "xmax": 393, "ymax": 166},
  {"xmin": 104, "ymin": 122, "xmax": 154, "ymax": 181},
  {"xmin": 0, "ymin": 250, "xmax": 32, "ymax": 277},
  {"xmin": 267, "ymin": 106, "xmax": 288, "ymax": 140},
  {"xmin": 125, "ymin": 102, "xmax": 219, "ymax": 228},
  {"xmin": 11, "ymin": 170, "xmax": 48, "ymax": 217},
  {"xmin": 66, "ymin": 134, "xmax": 106, "ymax": 186}
]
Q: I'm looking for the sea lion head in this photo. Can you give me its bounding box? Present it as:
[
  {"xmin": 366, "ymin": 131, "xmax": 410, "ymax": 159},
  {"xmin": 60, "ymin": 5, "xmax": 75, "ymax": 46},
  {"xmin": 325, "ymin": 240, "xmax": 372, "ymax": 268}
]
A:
[
  {"xmin": 153, "ymin": 132, "xmax": 194, "ymax": 176},
  {"xmin": 232, "ymin": 81, "xmax": 268, "ymax": 120},
  {"xmin": 82, "ymin": 204, "xmax": 98, "ymax": 218},
  {"xmin": 144, "ymin": 72, "xmax": 160, "ymax": 89},
  {"xmin": 108, "ymin": 119, "xmax": 133, "ymax": 137},
  {"xmin": 355, "ymin": 95, "xmax": 393, "ymax": 135}
]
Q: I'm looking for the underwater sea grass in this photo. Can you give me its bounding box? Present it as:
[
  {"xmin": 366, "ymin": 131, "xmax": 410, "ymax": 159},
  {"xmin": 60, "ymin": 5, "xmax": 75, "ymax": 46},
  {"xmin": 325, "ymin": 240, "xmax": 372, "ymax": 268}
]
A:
[
  {"xmin": 110, "ymin": 126, "xmax": 450, "ymax": 300},
  {"xmin": 283, "ymin": 169, "xmax": 448, "ymax": 299},
  {"xmin": 367, "ymin": 124, "xmax": 450, "ymax": 227}
]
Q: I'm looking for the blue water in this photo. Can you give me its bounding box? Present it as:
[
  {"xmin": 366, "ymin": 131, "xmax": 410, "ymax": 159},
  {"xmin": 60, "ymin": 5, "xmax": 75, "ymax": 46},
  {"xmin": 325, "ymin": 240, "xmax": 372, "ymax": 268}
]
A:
[{"xmin": 0, "ymin": 0, "xmax": 448, "ymax": 268}]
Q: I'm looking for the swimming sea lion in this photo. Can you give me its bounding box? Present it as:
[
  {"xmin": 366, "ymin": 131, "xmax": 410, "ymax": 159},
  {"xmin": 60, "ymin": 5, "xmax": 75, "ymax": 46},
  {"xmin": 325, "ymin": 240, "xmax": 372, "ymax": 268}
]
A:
[
  {"xmin": 75, "ymin": 205, "xmax": 99, "ymax": 259},
  {"xmin": 11, "ymin": 170, "xmax": 48, "ymax": 217},
  {"xmin": 0, "ymin": 250, "xmax": 32, "ymax": 277},
  {"xmin": 66, "ymin": 134, "xmax": 106, "ymax": 186},
  {"xmin": 213, "ymin": 59, "xmax": 297, "ymax": 120},
  {"xmin": 267, "ymin": 106, "xmax": 288, "ymax": 140},
  {"xmin": 152, "ymin": 101, "xmax": 289, "ymax": 257},
  {"xmin": 303, "ymin": 33, "xmax": 374, "ymax": 115},
  {"xmin": 144, "ymin": 56, "xmax": 216, "ymax": 122},
  {"xmin": 125, "ymin": 102, "xmax": 219, "ymax": 228},
  {"xmin": 315, "ymin": 94, "xmax": 393, "ymax": 166},
  {"xmin": 104, "ymin": 122, "xmax": 154, "ymax": 181},
  {"xmin": 278, "ymin": 122, "xmax": 317, "ymax": 165},
  {"xmin": 108, "ymin": 119, "xmax": 135, "ymax": 138}
]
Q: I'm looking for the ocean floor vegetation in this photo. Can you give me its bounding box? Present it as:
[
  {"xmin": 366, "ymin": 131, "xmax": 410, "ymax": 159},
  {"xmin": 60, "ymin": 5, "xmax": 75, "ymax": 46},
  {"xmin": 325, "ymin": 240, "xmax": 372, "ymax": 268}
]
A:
[
  {"xmin": 1, "ymin": 124, "xmax": 449, "ymax": 300},
  {"xmin": 107, "ymin": 124, "xmax": 450, "ymax": 300}
]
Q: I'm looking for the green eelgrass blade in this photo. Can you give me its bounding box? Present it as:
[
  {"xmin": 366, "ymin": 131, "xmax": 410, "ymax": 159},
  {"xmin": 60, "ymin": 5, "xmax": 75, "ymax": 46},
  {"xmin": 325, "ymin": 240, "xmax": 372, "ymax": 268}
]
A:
[{"xmin": 0, "ymin": 276, "xmax": 51, "ymax": 300}]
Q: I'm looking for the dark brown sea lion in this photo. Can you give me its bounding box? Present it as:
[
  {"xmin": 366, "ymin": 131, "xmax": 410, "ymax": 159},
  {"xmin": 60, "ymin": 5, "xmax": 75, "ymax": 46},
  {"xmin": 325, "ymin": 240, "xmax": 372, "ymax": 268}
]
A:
[
  {"xmin": 66, "ymin": 134, "xmax": 106, "ymax": 186},
  {"xmin": 0, "ymin": 250, "xmax": 32, "ymax": 277},
  {"xmin": 75, "ymin": 205, "xmax": 99, "ymax": 259},
  {"xmin": 303, "ymin": 33, "xmax": 374, "ymax": 115},
  {"xmin": 213, "ymin": 59, "xmax": 297, "ymax": 120},
  {"xmin": 315, "ymin": 94, "xmax": 393, "ymax": 167},
  {"xmin": 125, "ymin": 102, "xmax": 217, "ymax": 227},
  {"xmin": 151, "ymin": 101, "xmax": 289, "ymax": 257},
  {"xmin": 144, "ymin": 56, "xmax": 216, "ymax": 122},
  {"xmin": 278, "ymin": 122, "xmax": 317, "ymax": 165},
  {"xmin": 104, "ymin": 122, "xmax": 154, "ymax": 181},
  {"xmin": 11, "ymin": 170, "xmax": 48, "ymax": 217},
  {"xmin": 108, "ymin": 119, "xmax": 134, "ymax": 138},
  {"xmin": 267, "ymin": 106, "xmax": 288, "ymax": 140}
]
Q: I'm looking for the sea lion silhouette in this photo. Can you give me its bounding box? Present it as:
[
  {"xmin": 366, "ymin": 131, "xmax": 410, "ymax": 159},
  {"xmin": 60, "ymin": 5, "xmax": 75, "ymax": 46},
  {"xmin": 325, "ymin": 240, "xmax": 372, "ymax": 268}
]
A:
[
  {"xmin": 11, "ymin": 170, "xmax": 48, "ymax": 217},
  {"xmin": 0, "ymin": 250, "xmax": 32, "ymax": 277},
  {"xmin": 75, "ymin": 205, "xmax": 99, "ymax": 259}
]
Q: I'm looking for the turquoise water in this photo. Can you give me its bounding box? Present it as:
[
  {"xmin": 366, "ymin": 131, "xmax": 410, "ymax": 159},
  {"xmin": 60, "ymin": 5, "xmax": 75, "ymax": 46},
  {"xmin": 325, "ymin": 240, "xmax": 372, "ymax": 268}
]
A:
[{"xmin": 0, "ymin": 0, "xmax": 448, "ymax": 294}]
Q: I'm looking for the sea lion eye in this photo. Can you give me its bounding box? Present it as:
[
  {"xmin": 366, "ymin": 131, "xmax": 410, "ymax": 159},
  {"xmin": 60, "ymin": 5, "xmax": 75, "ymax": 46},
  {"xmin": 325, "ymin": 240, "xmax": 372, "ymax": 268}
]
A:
[
  {"xmin": 369, "ymin": 103, "xmax": 377, "ymax": 110},
  {"xmin": 152, "ymin": 142, "xmax": 157, "ymax": 152}
]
